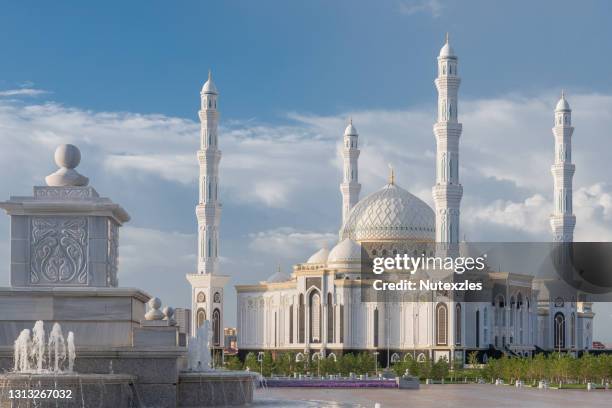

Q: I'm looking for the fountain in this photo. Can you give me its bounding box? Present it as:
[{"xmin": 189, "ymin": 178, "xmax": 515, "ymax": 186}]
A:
[
  {"xmin": 1, "ymin": 320, "xmax": 136, "ymax": 407},
  {"xmin": 0, "ymin": 145, "xmax": 257, "ymax": 407},
  {"xmin": 178, "ymin": 319, "xmax": 259, "ymax": 406}
]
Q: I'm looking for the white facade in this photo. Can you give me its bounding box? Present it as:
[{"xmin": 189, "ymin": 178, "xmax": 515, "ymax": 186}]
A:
[
  {"xmin": 235, "ymin": 37, "xmax": 595, "ymax": 363},
  {"xmin": 187, "ymin": 71, "xmax": 229, "ymax": 343}
]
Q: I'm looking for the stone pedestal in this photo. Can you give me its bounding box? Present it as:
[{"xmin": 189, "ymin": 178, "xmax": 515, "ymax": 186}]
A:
[
  {"xmin": 0, "ymin": 287, "xmax": 149, "ymax": 347},
  {"xmin": 0, "ymin": 186, "xmax": 129, "ymax": 288}
]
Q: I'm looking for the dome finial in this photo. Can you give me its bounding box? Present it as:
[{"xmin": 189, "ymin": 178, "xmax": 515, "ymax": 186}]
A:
[
  {"xmin": 349, "ymin": 116, "xmax": 352, "ymax": 125},
  {"xmin": 561, "ymin": 89, "xmax": 565, "ymax": 99},
  {"xmin": 445, "ymin": 32, "xmax": 449, "ymax": 44},
  {"xmin": 388, "ymin": 163, "xmax": 395, "ymax": 185},
  {"xmin": 208, "ymin": 69, "xmax": 212, "ymax": 81}
]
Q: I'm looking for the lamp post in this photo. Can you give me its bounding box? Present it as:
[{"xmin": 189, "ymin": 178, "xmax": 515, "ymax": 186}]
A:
[{"xmin": 257, "ymin": 351, "xmax": 264, "ymax": 376}]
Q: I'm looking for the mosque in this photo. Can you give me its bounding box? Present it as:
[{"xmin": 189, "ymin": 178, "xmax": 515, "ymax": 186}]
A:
[{"xmin": 189, "ymin": 35, "xmax": 595, "ymax": 365}]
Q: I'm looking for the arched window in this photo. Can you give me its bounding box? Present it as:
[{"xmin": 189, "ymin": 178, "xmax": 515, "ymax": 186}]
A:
[
  {"xmin": 327, "ymin": 293, "xmax": 334, "ymax": 343},
  {"xmin": 310, "ymin": 291, "xmax": 321, "ymax": 343},
  {"xmin": 298, "ymin": 294, "xmax": 305, "ymax": 343},
  {"xmin": 455, "ymin": 304, "xmax": 462, "ymax": 345},
  {"xmin": 197, "ymin": 292, "xmax": 206, "ymax": 303},
  {"xmin": 391, "ymin": 353, "xmax": 400, "ymax": 363},
  {"xmin": 212, "ymin": 308, "xmax": 221, "ymax": 346},
  {"xmin": 373, "ymin": 308, "xmax": 379, "ymax": 347},
  {"xmin": 196, "ymin": 308, "xmax": 206, "ymax": 328},
  {"xmin": 554, "ymin": 312, "xmax": 565, "ymax": 350},
  {"xmin": 436, "ymin": 303, "xmax": 448, "ymax": 346}
]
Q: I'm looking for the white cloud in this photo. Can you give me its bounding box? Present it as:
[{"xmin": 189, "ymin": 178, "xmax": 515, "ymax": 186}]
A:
[
  {"xmin": 398, "ymin": 0, "xmax": 444, "ymax": 18},
  {"xmin": 248, "ymin": 227, "xmax": 336, "ymax": 260},
  {"xmin": 463, "ymin": 194, "xmax": 550, "ymax": 238},
  {"xmin": 0, "ymin": 88, "xmax": 48, "ymax": 97},
  {"xmin": 1, "ymin": 90, "xmax": 612, "ymax": 337}
]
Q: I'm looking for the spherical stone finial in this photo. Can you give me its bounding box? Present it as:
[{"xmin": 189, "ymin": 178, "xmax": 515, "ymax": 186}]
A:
[
  {"xmin": 55, "ymin": 144, "xmax": 81, "ymax": 169},
  {"xmin": 45, "ymin": 144, "xmax": 89, "ymax": 187},
  {"xmin": 145, "ymin": 297, "xmax": 164, "ymax": 320},
  {"xmin": 150, "ymin": 297, "xmax": 161, "ymax": 309},
  {"xmin": 162, "ymin": 306, "xmax": 177, "ymax": 326}
]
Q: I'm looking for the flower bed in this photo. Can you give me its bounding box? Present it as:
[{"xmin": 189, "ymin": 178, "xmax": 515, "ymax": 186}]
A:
[{"xmin": 265, "ymin": 378, "xmax": 398, "ymax": 388}]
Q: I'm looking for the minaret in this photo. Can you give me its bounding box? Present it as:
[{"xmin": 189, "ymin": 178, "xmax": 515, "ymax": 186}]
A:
[
  {"xmin": 432, "ymin": 33, "xmax": 463, "ymax": 244},
  {"xmin": 197, "ymin": 70, "xmax": 221, "ymax": 274},
  {"xmin": 187, "ymin": 70, "xmax": 229, "ymax": 343},
  {"xmin": 340, "ymin": 119, "xmax": 361, "ymax": 225},
  {"xmin": 550, "ymin": 91, "xmax": 576, "ymax": 242}
]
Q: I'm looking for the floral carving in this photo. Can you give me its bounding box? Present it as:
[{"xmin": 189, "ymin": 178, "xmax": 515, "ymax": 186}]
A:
[{"xmin": 30, "ymin": 217, "xmax": 88, "ymax": 285}]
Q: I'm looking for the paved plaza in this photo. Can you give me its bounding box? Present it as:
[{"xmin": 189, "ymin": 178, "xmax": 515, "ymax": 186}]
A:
[{"xmin": 253, "ymin": 384, "xmax": 611, "ymax": 408}]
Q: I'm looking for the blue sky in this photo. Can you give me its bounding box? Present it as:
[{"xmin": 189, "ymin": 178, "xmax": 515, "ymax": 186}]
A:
[
  {"xmin": 2, "ymin": 1, "xmax": 612, "ymax": 120},
  {"xmin": 1, "ymin": 1, "xmax": 612, "ymax": 342}
]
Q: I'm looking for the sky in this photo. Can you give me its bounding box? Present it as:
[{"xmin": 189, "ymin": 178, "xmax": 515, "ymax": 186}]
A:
[{"xmin": 1, "ymin": 0, "xmax": 612, "ymax": 342}]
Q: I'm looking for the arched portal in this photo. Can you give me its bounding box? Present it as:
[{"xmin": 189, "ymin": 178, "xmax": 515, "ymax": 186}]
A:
[
  {"xmin": 212, "ymin": 308, "xmax": 221, "ymax": 346},
  {"xmin": 554, "ymin": 312, "xmax": 565, "ymax": 350},
  {"xmin": 309, "ymin": 291, "xmax": 321, "ymax": 343},
  {"xmin": 436, "ymin": 303, "xmax": 448, "ymax": 346},
  {"xmin": 196, "ymin": 308, "xmax": 206, "ymax": 328}
]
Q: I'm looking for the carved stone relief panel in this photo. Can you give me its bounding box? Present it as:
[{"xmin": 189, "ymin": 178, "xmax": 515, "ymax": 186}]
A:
[{"xmin": 30, "ymin": 216, "xmax": 88, "ymax": 285}]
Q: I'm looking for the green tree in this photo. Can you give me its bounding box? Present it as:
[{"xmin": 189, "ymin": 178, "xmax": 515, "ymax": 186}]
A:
[
  {"xmin": 431, "ymin": 356, "xmax": 449, "ymax": 380},
  {"xmin": 244, "ymin": 352, "xmax": 258, "ymax": 372},
  {"xmin": 225, "ymin": 355, "xmax": 243, "ymax": 371}
]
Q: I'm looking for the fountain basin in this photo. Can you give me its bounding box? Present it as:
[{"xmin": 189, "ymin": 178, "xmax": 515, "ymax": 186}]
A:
[
  {"xmin": 0, "ymin": 373, "xmax": 136, "ymax": 408},
  {"xmin": 178, "ymin": 371, "xmax": 259, "ymax": 407}
]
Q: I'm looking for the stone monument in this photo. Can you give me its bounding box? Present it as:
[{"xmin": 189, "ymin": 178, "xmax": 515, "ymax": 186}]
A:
[{"xmin": 0, "ymin": 145, "xmax": 256, "ymax": 407}]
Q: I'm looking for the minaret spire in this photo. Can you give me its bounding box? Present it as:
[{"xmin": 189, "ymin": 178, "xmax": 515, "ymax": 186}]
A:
[
  {"xmin": 197, "ymin": 70, "xmax": 221, "ymax": 274},
  {"xmin": 433, "ymin": 33, "xmax": 463, "ymax": 245},
  {"xmin": 550, "ymin": 91, "xmax": 575, "ymax": 242},
  {"xmin": 340, "ymin": 118, "xmax": 361, "ymax": 228}
]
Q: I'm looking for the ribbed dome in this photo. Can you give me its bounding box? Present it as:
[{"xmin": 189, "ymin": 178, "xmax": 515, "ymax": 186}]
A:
[
  {"xmin": 439, "ymin": 33, "xmax": 455, "ymax": 57},
  {"xmin": 328, "ymin": 238, "xmax": 361, "ymax": 267},
  {"xmin": 555, "ymin": 93, "xmax": 570, "ymax": 111},
  {"xmin": 340, "ymin": 183, "xmax": 435, "ymax": 242},
  {"xmin": 202, "ymin": 71, "xmax": 218, "ymax": 94},
  {"xmin": 306, "ymin": 247, "xmax": 329, "ymax": 264},
  {"xmin": 344, "ymin": 122, "xmax": 358, "ymax": 136},
  {"xmin": 265, "ymin": 268, "xmax": 290, "ymax": 283}
]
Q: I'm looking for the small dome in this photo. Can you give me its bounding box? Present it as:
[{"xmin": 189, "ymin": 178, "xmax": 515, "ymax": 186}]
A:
[
  {"xmin": 265, "ymin": 268, "xmax": 290, "ymax": 283},
  {"xmin": 555, "ymin": 92, "xmax": 570, "ymax": 111},
  {"xmin": 340, "ymin": 182, "xmax": 435, "ymax": 242},
  {"xmin": 202, "ymin": 70, "xmax": 218, "ymax": 94},
  {"xmin": 344, "ymin": 121, "xmax": 358, "ymax": 136},
  {"xmin": 306, "ymin": 247, "xmax": 329, "ymax": 264},
  {"xmin": 328, "ymin": 238, "xmax": 361, "ymax": 266},
  {"xmin": 439, "ymin": 33, "xmax": 455, "ymax": 57}
]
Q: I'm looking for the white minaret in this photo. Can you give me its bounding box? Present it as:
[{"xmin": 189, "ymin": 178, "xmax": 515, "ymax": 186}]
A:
[
  {"xmin": 432, "ymin": 34, "xmax": 463, "ymax": 244},
  {"xmin": 340, "ymin": 119, "xmax": 361, "ymax": 225},
  {"xmin": 550, "ymin": 91, "xmax": 576, "ymax": 242},
  {"xmin": 187, "ymin": 70, "xmax": 229, "ymax": 344},
  {"xmin": 197, "ymin": 70, "xmax": 221, "ymax": 274}
]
